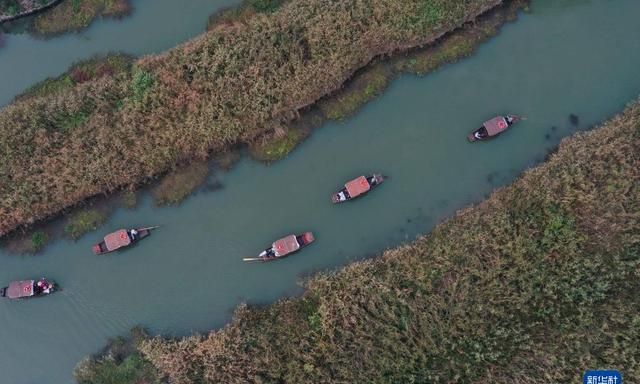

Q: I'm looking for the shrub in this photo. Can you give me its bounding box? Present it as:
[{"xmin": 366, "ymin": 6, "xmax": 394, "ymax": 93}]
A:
[
  {"xmin": 30, "ymin": 231, "xmax": 48, "ymax": 251},
  {"xmin": 64, "ymin": 209, "xmax": 106, "ymax": 240}
]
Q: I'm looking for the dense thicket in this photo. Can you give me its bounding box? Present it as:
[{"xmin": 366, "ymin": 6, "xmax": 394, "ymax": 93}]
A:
[
  {"xmin": 139, "ymin": 101, "xmax": 640, "ymax": 383},
  {"xmin": 0, "ymin": 0, "xmax": 500, "ymax": 237}
]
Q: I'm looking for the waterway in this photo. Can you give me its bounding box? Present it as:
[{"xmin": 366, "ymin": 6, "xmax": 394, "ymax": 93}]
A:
[{"xmin": 1, "ymin": 0, "xmax": 639, "ymax": 382}]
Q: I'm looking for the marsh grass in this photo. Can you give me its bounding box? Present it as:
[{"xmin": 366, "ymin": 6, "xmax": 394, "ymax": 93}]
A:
[
  {"xmin": 32, "ymin": 0, "xmax": 132, "ymax": 36},
  {"xmin": 64, "ymin": 208, "xmax": 107, "ymax": 240},
  {"xmin": 1, "ymin": 229, "xmax": 51, "ymax": 254},
  {"xmin": 74, "ymin": 327, "xmax": 160, "ymax": 384},
  {"xmin": 16, "ymin": 54, "xmax": 133, "ymax": 101},
  {"xmin": 248, "ymin": 127, "xmax": 308, "ymax": 162},
  {"xmin": 0, "ymin": 0, "xmax": 501, "ymax": 238},
  {"xmin": 318, "ymin": 64, "xmax": 391, "ymax": 120},
  {"xmin": 134, "ymin": 101, "xmax": 640, "ymax": 383},
  {"xmin": 119, "ymin": 190, "xmax": 137, "ymax": 210},
  {"xmin": 0, "ymin": 0, "xmax": 58, "ymax": 20},
  {"xmin": 152, "ymin": 162, "xmax": 210, "ymax": 206}
]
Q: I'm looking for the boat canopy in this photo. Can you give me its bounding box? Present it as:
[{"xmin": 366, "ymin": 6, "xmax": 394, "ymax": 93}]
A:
[
  {"xmin": 483, "ymin": 116, "xmax": 509, "ymax": 136},
  {"xmin": 104, "ymin": 229, "xmax": 131, "ymax": 251},
  {"xmin": 345, "ymin": 176, "xmax": 370, "ymax": 198},
  {"xmin": 6, "ymin": 280, "xmax": 34, "ymax": 299},
  {"xmin": 273, "ymin": 235, "xmax": 300, "ymax": 257}
]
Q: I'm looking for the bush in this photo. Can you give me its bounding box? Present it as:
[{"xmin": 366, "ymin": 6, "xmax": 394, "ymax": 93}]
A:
[
  {"xmin": 30, "ymin": 231, "xmax": 48, "ymax": 251},
  {"xmin": 64, "ymin": 209, "xmax": 106, "ymax": 240}
]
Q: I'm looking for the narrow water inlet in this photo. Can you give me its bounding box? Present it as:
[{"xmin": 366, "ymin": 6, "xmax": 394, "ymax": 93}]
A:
[{"xmin": 1, "ymin": 0, "xmax": 640, "ymax": 383}]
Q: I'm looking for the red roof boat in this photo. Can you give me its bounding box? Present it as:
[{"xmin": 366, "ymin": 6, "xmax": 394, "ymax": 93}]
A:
[
  {"xmin": 468, "ymin": 115, "xmax": 521, "ymax": 142},
  {"xmin": 244, "ymin": 232, "xmax": 315, "ymax": 262},
  {"xmin": 92, "ymin": 226, "xmax": 158, "ymax": 254},
  {"xmin": 332, "ymin": 174, "xmax": 385, "ymax": 203},
  {"xmin": 1, "ymin": 278, "xmax": 55, "ymax": 300}
]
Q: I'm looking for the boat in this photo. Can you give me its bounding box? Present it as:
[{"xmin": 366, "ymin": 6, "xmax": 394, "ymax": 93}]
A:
[
  {"xmin": 1, "ymin": 278, "xmax": 55, "ymax": 299},
  {"xmin": 331, "ymin": 174, "xmax": 385, "ymax": 203},
  {"xmin": 92, "ymin": 226, "xmax": 158, "ymax": 254},
  {"xmin": 244, "ymin": 232, "xmax": 315, "ymax": 262},
  {"xmin": 468, "ymin": 114, "xmax": 522, "ymax": 142}
]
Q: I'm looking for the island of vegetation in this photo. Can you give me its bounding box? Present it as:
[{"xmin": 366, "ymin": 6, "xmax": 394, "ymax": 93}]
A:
[
  {"xmin": 0, "ymin": 0, "xmax": 504, "ymax": 239},
  {"xmin": 75, "ymin": 98, "xmax": 640, "ymax": 383},
  {"xmin": 0, "ymin": 0, "xmax": 131, "ymax": 36}
]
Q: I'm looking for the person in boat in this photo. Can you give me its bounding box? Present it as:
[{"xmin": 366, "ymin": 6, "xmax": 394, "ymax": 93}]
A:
[
  {"xmin": 335, "ymin": 188, "xmax": 351, "ymax": 202},
  {"xmin": 474, "ymin": 126, "xmax": 489, "ymax": 140},
  {"xmin": 505, "ymin": 114, "xmax": 516, "ymax": 125},
  {"xmin": 35, "ymin": 279, "xmax": 50, "ymax": 294},
  {"xmin": 129, "ymin": 229, "xmax": 138, "ymax": 241}
]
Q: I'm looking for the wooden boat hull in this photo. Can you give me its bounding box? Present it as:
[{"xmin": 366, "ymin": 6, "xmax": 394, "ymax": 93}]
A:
[
  {"xmin": 1, "ymin": 279, "xmax": 55, "ymax": 300},
  {"xmin": 248, "ymin": 232, "xmax": 315, "ymax": 262},
  {"xmin": 93, "ymin": 228, "xmax": 151, "ymax": 255},
  {"xmin": 331, "ymin": 174, "xmax": 385, "ymax": 203},
  {"xmin": 468, "ymin": 115, "xmax": 521, "ymax": 142}
]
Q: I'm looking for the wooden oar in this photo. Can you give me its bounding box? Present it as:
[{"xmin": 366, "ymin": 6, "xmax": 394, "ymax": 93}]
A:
[
  {"xmin": 242, "ymin": 257, "xmax": 263, "ymax": 262},
  {"xmin": 138, "ymin": 225, "xmax": 160, "ymax": 231}
]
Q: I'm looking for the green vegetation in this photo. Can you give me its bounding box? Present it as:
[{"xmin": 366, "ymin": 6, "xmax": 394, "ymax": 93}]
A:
[
  {"xmin": 0, "ymin": 229, "xmax": 51, "ymax": 254},
  {"xmin": 32, "ymin": 0, "xmax": 132, "ymax": 35},
  {"xmin": 152, "ymin": 162, "xmax": 210, "ymax": 206},
  {"xmin": 30, "ymin": 230, "xmax": 49, "ymax": 251},
  {"xmin": 213, "ymin": 151, "xmax": 241, "ymax": 171},
  {"xmin": 119, "ymin": 190, "xmax": 137, "ymax": 209},
  {"xmin": 0, "ymin": 0, "xmax": 501, "ymax": 238},
  {"xmin": 207, "ymin": 0, "xmax": 285, "ymax": 31},
  {"xmin": 17, "ymin": 54, "xmax": 133, "ymax": 101},
  {"xmin": 318, "ymin": 64, "xmax": 390, "ymax": 120},
  {"xmin": 0, "ymin": 0, "xmax": 23, "ymax": 18},
  {"xmin": 74, "ymin": 328, "xmax": 160, "ymax": 384},
  {"xmin": 100, "ymin": 101, "xmax": 638, "ymax": 383},
  {"xmin": 249, "ymin": 127, "xmax": 307, "ymax": 162},
  {"xmin": 0, "ymin": 0, "xmax": 57, "ymax": 20},
  {"xmin": 64, "ymin": 208, "xmax": 107, "ymax": 240}
]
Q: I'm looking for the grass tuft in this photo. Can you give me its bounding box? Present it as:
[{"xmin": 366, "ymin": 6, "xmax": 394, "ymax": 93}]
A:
[
  {"xmin": 152, "ymin": 162, "xmax": 210, "ymax": 206},
  {"xmin": 249, "ymin": 128, "xmax": 307, "ymax": 162},
  {"xmin": 64, "ymin": 208, "xmax": 107, "ymax": 240},
  {"xmin": 318, "ymin": 64, "xmax": 390, "ymax": 120},
  {"xmin": 32, "ymin": 0, "xmax": 133, "ymax": 36}
]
